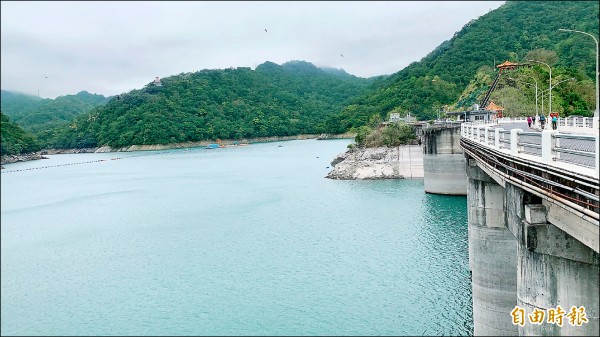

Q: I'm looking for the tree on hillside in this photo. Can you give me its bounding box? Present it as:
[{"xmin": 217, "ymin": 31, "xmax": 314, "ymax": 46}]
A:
[
  {"xmin": 332, "ymin": 1, "xmax": 598, "ymax": 125},
  {"xmin": 0, "ymin": 112, "xmax": 41, "ymax": 156}
]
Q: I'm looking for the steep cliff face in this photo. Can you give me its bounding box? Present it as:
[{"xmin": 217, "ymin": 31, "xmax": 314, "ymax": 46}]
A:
[{"xmin": 325, "ymin": 145, "xmax": 423, "ymax": 180}]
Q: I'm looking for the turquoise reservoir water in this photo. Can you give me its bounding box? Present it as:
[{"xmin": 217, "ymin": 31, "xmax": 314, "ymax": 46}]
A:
[{"xmin": 1, "ymin": 139, "xmax": 471, "ymax": 336}]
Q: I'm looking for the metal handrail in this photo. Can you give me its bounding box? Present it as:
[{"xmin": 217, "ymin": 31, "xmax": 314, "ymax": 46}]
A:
[{"xmin": 461, "ymin": 121, "xmax": 599, "ymax": 176}]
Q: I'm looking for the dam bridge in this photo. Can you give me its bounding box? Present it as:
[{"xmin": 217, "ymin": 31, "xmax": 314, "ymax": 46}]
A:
[{"xmin": 421, "ymin": 116, "xmax": 599, "ymax": 336}]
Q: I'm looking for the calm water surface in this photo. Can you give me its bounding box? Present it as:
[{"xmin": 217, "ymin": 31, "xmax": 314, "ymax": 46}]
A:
[{"xmin": 1, "ymin": 139, "xmax": 471, "ymax": 336}]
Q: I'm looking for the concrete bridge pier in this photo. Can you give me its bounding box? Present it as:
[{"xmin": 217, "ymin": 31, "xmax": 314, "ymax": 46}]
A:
[
  {"xmin": 505, "ymin": 184, "xmax": 600, "ymax": 336},
  {"xmin": 422, "ymin": 126, "xmax": 467, "ymax": 195},
  {"xmin": 466, "ymin": 159, "xmax": 518, "ymax": 335}
]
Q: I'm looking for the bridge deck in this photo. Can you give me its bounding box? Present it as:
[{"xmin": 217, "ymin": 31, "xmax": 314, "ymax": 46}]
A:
[{"xmin": 460, "ymin": 117, "xmax": 599, "ymax": 230}]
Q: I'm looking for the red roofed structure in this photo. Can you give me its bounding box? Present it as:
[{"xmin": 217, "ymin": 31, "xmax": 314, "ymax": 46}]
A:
[{"xmin": 486, "ymin": 101, "xmax": 505, "ymax": 118}]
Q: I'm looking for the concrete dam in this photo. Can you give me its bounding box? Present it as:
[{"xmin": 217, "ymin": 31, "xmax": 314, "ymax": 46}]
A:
[{"xmin": 420, "ymin": 117, "xmax": 599, "ymax": 336}]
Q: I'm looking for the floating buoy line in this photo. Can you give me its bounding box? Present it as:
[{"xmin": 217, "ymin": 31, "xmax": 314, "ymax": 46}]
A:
[{"xmin": 1, "ymin": 150, "xmax": 174, "ymax": 174}]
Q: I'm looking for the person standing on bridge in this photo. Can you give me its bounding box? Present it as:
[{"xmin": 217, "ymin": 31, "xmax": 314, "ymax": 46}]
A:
[
  {"xmin": 552, "ymin": 115, "xmax": 557, "ymax": 130},
  {"xmin": 527, "ymin": 116, "xmax": 532, "ymax": 128},
  {"xmin": 539, "ymin": 115, "xmax": 546, "ymax": 129}
]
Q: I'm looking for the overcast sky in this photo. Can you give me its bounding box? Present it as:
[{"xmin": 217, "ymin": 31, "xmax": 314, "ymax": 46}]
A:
[{"xmin": 1, "ymin": 1, "xmax": 505, "ymax": 99}]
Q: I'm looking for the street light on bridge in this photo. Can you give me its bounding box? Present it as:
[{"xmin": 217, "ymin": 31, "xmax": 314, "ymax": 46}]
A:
[
  {"xmin": 558, "ymin": 28, "xmax": 599, "ymax": 118},
  {"xmin": 525, "ymin": 76, "xmax": 539, "ymax": 119},
  {"xmin": 527, "ymin": 59, "xmax": 553, "ymax": 120},
  {"xmin": 536, "ymin": 78, "xmax": 576, "ymax": 128},
  {"xmin": 508, "ymin": 76, "xmax": 539, "ymax": 118},
  {"xmin": 538, "ymin": 78, "xmax": 577, "ymax": 96}
]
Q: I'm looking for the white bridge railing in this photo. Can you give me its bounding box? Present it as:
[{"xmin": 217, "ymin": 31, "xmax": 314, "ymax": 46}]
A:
[{"xmin": 461, "ymin": 117, "xmax": 599, "ymax": 178}]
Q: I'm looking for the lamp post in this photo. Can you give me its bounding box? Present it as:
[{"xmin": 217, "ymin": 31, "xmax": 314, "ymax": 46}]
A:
[
  {"xmin": 527, "ymin": 59, "xmax": 552, "ymax": 121},
  {"xmin": 536, "ymin": 78, "xmax": 576, "ymax": 128},
  {"xmin": 508, "ymin": 76, "xmax": 538, "ymax": 118},
  {"xmin": 559, "ymin": 28, "xmax": 598, "ymax": 118},
  {"xmin": 539, "ymin": 91, "xmax": 544, "ymax": 121},
  {"xmin": 538, "ymin": 78, "xmax": 576, "ymax": 97},
  {"xmin": 525, "ymin": 75, "xmax": 539, "ymax": 119}
]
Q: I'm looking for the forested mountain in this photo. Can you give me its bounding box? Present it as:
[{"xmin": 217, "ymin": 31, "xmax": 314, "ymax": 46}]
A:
[
  {"xmin": 45, "ymin": 61, "xmax": 377, "ymax": 149},
  {"xmin": 0, "ymin": 91, "xmax": 43, "ymax": 116},
  {"xmin": 0, "ymin": 112, "xmax": 40, "ymax": 156},
  {"xmin": 325, "ymin": 0, "xmax": 599, "ymax": 131},
  {"xmin": 7, "ymin": 1, "xmax": 598, "ymax": 151},
  {"xmin": 0, "ymin": 90, "xmax": 110, "ymax": 135}
]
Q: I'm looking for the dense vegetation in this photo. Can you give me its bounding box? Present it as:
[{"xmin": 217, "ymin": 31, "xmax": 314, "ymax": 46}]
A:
[
  {"xmin": 354, "ymin": 122, "xmax": 416, "ymax": 148},
  {"xmin": 0, "ymin": 90, "xmax": 110, "ymax": 136},
  {"xmin": 2, "ymin": 1, "xmax": 597, "ymax": 154},
  {"xmin": 456, "ymin": 56, "xmax": 595, "ymax": 117},
  {"xmin": 0, "ymin": 112, "xmax": 40, "ymax": 156},
  {"xmin": 325, "ymin": 0, "xmax": 599, "ymax": 130},
  {"xmin": 44, "ymin": 61, "xmax": 377, "ymax": 149}
]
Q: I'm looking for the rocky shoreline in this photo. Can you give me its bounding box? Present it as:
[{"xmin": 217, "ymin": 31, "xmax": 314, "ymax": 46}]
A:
[
  {"xmin": 0, "ymin": 152, "xmax": 49, "ymax": 168},
  {"xmin": 326, "ymin": 144, "xmax": 424, "ymax": 180},
  {"xmin": 1, "ymin": 133, "xmax": 355, "ymax": 168}
]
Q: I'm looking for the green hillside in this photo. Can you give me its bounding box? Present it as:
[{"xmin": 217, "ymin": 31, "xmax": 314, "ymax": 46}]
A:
[
  {"xmin": 326, "ymin": 0, "xmax": 599, "ymax": 130},
  {"xmin": 15, "ymin": 1, "xmax": 599, "ymax": 150},
  {"xmin": 0, "ymin": 91, "xmax": 43, "ymax": 116},
  {"xmin": 1, "ymin": 90, "xmax": 110, "ymax": 135},
  {"xmin": 0, "ymin": 112, "xmax": 41, "ymax": 156},
  {"xmin": 46, "ymin": 61, "xmax": 377, "ymax": 149}
]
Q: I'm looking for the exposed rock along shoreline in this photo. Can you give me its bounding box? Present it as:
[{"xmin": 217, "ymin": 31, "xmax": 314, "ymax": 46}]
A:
[
  {"xmin": 0, "ymin": 152, "xmax": 50, "ymax": 168},
  {"xmin": 2, "ymin": 136, "xmax": 425, "ymax": 181},
  {"xmin": 0, "ymin": 133, "xmax": 354, "ymax": 168},
  {"xmin": 325, "ymin": 144, "xmax": 424, "ymax": 180}
]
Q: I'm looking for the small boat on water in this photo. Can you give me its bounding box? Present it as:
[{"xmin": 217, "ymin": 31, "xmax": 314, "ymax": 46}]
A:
[
  {"xmin": 206, "ymin": 139, "xmax": 225, "ymax": 149},
  {"xmin": 206, "ymin": 139, "xmax": 249, "ymax": 148}
]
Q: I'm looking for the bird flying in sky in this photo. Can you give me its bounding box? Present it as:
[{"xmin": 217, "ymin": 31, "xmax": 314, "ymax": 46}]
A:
[
  {"xmin": 265, "ymin": 28, "xmax": 267, "ymax": 33},
  {"xmin": 340, "ymin": 54, "xmax": 344, "ymax": 57}
]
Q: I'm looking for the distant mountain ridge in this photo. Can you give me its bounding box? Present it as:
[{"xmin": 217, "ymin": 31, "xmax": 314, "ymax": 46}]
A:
[
  {"xmin": 4, "ymin": 0, "xmax": 598, "ymax": 151},
  {"xmin": 45, "ymin": 61, "xmax": 377, "ymax": 149},
  {"xmin": 0, "ymin": 90, "xmax": 111, "ymax": 135}
]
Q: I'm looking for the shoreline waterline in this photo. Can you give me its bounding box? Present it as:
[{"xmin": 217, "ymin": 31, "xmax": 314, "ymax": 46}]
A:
[{"xmin": 1, "ymin": 132, "xmax": 356, "ymax": 166}]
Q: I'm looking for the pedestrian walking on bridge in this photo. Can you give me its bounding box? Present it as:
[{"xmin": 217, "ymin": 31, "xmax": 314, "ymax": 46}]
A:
[
  {"xmin": 527, "ymin": 116, "xmax": 532, "ymax": 128},
  {"xmin": 552, "ymin": 115, "xmax": 557, "ymax": 130}
]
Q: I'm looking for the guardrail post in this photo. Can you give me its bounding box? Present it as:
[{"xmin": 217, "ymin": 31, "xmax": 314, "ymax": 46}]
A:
[
  {"xmin": 541, "ymin": 130, "xmax": 555, "ymax": 164},
  {"xmin": 484, "ymin": 127, "xmax": 491, "ymax": 146},
  {"xmin": 476, "ymin": 127, "xmax": 481, "ymax": 143},
  {"xmin": 510, "ymin": 128, "xmax": 522, "ymax": 155},
  {"xmin": 582, "ymin": 117, "xmax": 588, "ymax": 128},
  {"xmin": 593, "ymin": 116, "xmax": 599, "ymax": 130},
  {"xmin": 495, "ymin": 128, "xmax": 502, "ymax": 149}
]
